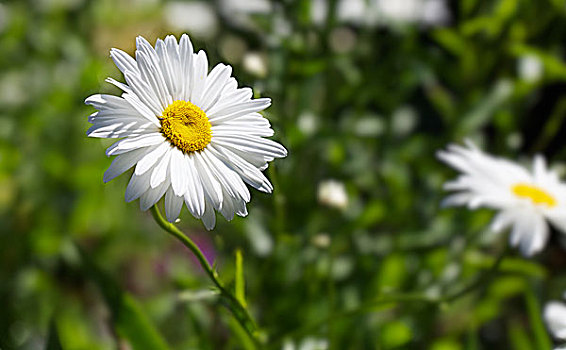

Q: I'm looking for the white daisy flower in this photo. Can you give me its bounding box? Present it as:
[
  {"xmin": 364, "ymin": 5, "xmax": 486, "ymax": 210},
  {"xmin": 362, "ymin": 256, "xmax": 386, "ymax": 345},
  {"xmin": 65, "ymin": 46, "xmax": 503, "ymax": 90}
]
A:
[
  {"xmin": 437, "ymin": 140, "xmax": 566, "ymax": 256},
  {"xmin": 317, "ymin": 179, "xmax": 348, "ymax": 210},
  {"xmin": 85, "ymin": 35, "xmax": 287, "ymax": 230},
  {"xmin": 545, "ymin": 300, "xmax": 566, "ymax": 340}
]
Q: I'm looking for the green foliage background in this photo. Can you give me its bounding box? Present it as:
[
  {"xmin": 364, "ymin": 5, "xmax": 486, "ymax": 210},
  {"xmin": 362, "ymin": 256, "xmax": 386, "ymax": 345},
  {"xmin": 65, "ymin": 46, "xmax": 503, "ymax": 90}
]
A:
[{"xmin": 3, "ymin": 0, "xmax": 566, "ymax": 349}]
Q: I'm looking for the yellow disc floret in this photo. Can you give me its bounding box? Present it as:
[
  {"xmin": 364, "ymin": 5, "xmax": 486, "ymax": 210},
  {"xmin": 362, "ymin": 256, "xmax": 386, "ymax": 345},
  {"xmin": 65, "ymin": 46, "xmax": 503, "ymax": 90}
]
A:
[
  {"xmin": 512, "ymin": 183, "xmax": 557, "ymax": 207},
  {"xmin": 160, "ymin": 100, "xmax": 212, "ymax": 154}
]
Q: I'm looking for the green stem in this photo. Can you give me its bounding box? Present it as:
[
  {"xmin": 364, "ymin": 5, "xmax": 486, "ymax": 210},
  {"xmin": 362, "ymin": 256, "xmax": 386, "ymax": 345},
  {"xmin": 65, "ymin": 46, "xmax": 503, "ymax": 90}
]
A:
[
  {"xmin": 150, "ymin": 206, "xmax": 262, "ymax": 348},
  {"xmin": 267, "ymin": 293, "xmax": 437, "ymax": 349},
  {"xmin": 268, "ymin": 248, "xmax": 509, "ymax": 348},
  {"xmin": 442, "ymin": 246, "xmax": 508, "ymax": 303}
]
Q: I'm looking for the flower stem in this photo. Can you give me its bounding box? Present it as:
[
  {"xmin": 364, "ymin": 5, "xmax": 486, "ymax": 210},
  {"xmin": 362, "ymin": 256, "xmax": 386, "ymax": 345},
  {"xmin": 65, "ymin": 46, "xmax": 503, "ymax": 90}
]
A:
[{"xmin": 150, "ymin": 205, "xmax": 262, "ymax": 348}]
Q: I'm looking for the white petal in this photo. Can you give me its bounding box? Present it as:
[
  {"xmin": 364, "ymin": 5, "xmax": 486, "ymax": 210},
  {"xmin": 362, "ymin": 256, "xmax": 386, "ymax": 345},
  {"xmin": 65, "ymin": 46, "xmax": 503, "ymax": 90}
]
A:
[
  {"xmin": 490, "ymin": 209, "xmax": 516, "ymax": 233},
  {"xmin": 212, "ymin": 124, "xmax": 274, "ymax": 137},
  {"xmin": 190, "ymin": 50, "xmax": 209, "ymax": 107},
  {"xmin": 209, "ymin": 144, "xmax": 273, "ymax": 193},
  {"xmin": 106, "ymin": 133, "xmax": 164, "ymax": 156},
  {"xmin": 122, "ymin": 93, "xmax": 161, "ymax": 126},
  {"xmin": 547, "ymin": 210, "xmax": 566, "ymax": 233},
  {"xmin": 179, "ymin": 34, "xmax": 195, "ymax": 101},
  {"xmin": 135, "ymin": 49, "xmax": 172, "ymax": 109},
  {"xmin": 521, "ymin": 215, "xmax": 548, "ymax": 256},
  {"xmin": 124, "ymin": 72, "xmax": 163, "ymax": 117},
  {"xmin": 200, "ymin": 149, "xmax": 250, "ymax": 202},
  {"xmin": 135, "ymin": 142, "xmax": 171, "ymax": 175},
  {"xmin": 125, "ymin": 170, "xmax": 151, "ymax": 202},
  {"xmin": 184, "ymin": 154, "xmax": 205, "ymax": 217},
  {"xmin": 103, "ymin": 147, "xmax": 153, "ymax": 183},
  {"xmin": 206, "ymin": 85, "xmax": 252, "ymax": 114},
  {"xmin": 150, "ymin": 149, "xmax": 172, "ymax": 188},
  {"xmin": 200, "ymin": 64, "xmax": 232, "ymax": 111},
  {"xmin": 85, "ymin": 94, "xmax": 133, "ymax": 112},
  {"xmin": 545, "ymin": 301, "xmax": 566, "ymax": 340},
  {"xmin": 509, "ymin": 213, "xmax": 548, "ymax": 256},
  {"xmin": 193, "ymin": 151, "xmax": 223, "ymax": 210},
  {"xmin": 155, "ymin": 36, "xmax": 181, "ymax": 99},
  {"xmin": 105, "ymin": 77, "xmax": 132, "ymax": 93},
  {"xmin": 533, "ymin": 154, "xmax": 546, "ymax": 180},
  {"xmin": 218, "ymin": 187, "xmax": 236, "ymax": 221},
  {"xmin": 87, "ymin": 120, "xmax": 156, "ymax": 138},
  {"xmin": 208, "ymin": 98, "xmax": 271, "ymax": 124},
  {"xmin": 200, "ymin": 195, "xmax": 216, "ymax": 230},
  {"xmin": 440, "ymin": 193, "xmax": 473, "ymax": 208},
  {"xmin": 110, "ymin": 48, "xmax": 140, "ymax": 75},
  {"xmin": 140, "ymin": 180, "xmax": 169, "ymax": 211},
  {"xmin": 213, "ymin": 134, "xmax": 287, "ymax": 159},
  {"xmin": 164, "ymin": 186, "xmax": 184, "ymax": 222},
  {"xmin": 170, "ymin": 148, "xmax": 189, "ymax": 196}
]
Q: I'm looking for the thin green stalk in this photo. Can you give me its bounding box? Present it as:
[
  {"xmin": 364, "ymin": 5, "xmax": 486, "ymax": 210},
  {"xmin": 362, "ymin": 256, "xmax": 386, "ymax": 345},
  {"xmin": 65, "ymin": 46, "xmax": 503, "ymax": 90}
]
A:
[
  {"xmin": 267, "ymin": 247, "xmax": 509, "ymax": 349},
  {"xmin": 267, "ymin": 293, "xmax": 437, "ymax": 349},
  {"xmin": 150, "ymin": 206, "xmax": 262, "ymax": 348},
  {"xmin": 442, "ymin": 246, "xmax": 508, "ymax": 303}
]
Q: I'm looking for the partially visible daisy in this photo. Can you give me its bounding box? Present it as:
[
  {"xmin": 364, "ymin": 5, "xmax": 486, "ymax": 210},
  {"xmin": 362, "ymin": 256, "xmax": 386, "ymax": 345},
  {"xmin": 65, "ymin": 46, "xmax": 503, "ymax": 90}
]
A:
[
  {"xmin": 85, "ymin": 34, "xmax": 287, "ymax": 230},
  {"xmin": 437, "ymin": 140, "xmax": 566, "ymax": 256},
  {"xmin": 317, "ymin": 179, "xmax": 348, "ymax": 211},
  {"xmin": 545, "ymin": 299, "xmax": 566, "ymax": 340}
]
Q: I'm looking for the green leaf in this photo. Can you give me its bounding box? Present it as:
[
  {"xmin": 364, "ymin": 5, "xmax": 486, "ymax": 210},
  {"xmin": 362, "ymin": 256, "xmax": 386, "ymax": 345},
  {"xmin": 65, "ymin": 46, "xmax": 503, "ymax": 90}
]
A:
[
  {"xmin": 78, "ymin": 247, "xmax": 170, "ymax": 350},
  {"xmin": 508, "ymin": 319, "xmax": 534, "ymax": 350},
  {"xmin": 45, "ymin": 320, "xmax": 63, "ymax": 350},
  {"xmin": 235, "ymin": 249, "xmax": 246, "ymax": 308},
  {"xmin": 525, "ymin": 289, "xmax": 552, "ymax": 350},
  {"xmin": 115, "ymin": 294, "xmax": 170, "ymax": 350}
]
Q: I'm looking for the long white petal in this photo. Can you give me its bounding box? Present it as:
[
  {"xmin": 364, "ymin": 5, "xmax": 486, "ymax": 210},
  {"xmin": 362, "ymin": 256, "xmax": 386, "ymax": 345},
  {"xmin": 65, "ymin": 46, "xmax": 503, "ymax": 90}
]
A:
[
  {"xmin": 209, "ymin": 144, "xmax": 273, "ymax": 193},
  {"xmin": 150, "ymin": 149, "xmax": 172, "ymax": 188},
  {"xmin": 193, "ymin": 151, "xmax": 223, "ymax": 210},
  {"xmin": 201, "ymin": 149, "xmax": 250, "ymax": 202},
  {"xmin": 200, "ymin": 64, "xmax": 232, "ymax": 111},
  {"xmin": 136, "ymin": 49, "xmax": 172, "ymax": 109},
  {"xmin": 200, "ymin": 195, "xmax": 216, "ymax": 230},
  {"xmin": 125, "ymin": 170, "xmax": 151, "ymax": 202},
  {"xmin": 103, "ymin": 147, "xmax": 153, "ymax": 183},
  {"xmin": 184, "ymin": 154, "xmax": 205, "ymax": 217},
  {"xmin": 190, "ymin": 50, "xmax": 208, "ymax": 107},
  {"xmin": 106, "ymin": 133, "xmax": 164, "ymax": 156},
  {"xmin": 179, "ymin": 34, "xmax": 194, "ymax": 101},
  {"xmin": 135, "ymin": 142, "xmax": 170, "ymax": 175},
  {"xmin": 170, "ymin": 148, "xmax": 188, "ymax": 196},
  {"xmin": 213, "ymin": 134, "xmax": 287, "ymax": 159},
  {"xmin": 110, "ymin": 48, "xmax": 140, "ymax": 75},
  {"xmin": 164, "ymin": 186, "xmax": 184, "ymax": 222},
  {"xmin": 140, "ymin": 180, "xmax": 169, "ymax": 211},
  {"xmin": 208, "ymin": 99, "xmax": 271, "ymax": 124}
]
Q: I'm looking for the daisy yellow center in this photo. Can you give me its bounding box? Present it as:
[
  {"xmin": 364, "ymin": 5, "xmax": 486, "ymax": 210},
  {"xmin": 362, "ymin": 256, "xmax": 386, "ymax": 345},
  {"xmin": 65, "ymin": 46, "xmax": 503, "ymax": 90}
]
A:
[
  {"xmin": 160, "ymin": 100, "xmax": 212, "ymax": 153},
  {"xmin": 511, "ymin": 183, "xmax": 556, "ymax": 207}
]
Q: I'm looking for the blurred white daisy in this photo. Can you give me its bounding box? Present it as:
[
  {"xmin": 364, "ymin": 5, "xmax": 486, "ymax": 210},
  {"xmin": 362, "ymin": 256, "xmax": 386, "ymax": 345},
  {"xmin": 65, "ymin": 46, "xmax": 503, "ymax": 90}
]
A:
[
  {"xmin": 438, "ymin": 140, "xmax": 566, "ymax": 256},
  {"xmin": 545, "ymin": 300, "xmax": 566, "ymax": 340},
  {"xmin": 317, "ymin": 179, "xmax": 348, "ymax": 210},
  {"xmin": 85, "ymin": 35, "xmax": 287, "ymax": 230}
]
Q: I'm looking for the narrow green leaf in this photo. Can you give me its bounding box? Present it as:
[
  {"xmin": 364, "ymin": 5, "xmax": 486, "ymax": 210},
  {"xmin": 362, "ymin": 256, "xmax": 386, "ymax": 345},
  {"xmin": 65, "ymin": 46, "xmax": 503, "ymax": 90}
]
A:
[
  {"xmin": 525, "ymin": 289, "xmax": 552, "ymax": 350},
  {"xmin": 508, "ymin": 319, "xmax": 534, "ymax": 350},
  {"xmin": 228, "ymin": 317, "xmax": 255, "ymax": 350},
  {"xmin": 45, "ymin": 320, "xmax": 63, "ymax": 350},
  {"xmin": 78, "ymin": 247, "xmax": 169, "ymax": 350},
  {"xmin": 235, "ymin": 248, "xmax": 246, "ymax": 308},
  {"xmin": 532, "ymin": 97, "xmax": 566, "ymax": 152},
  {"xmin": 115, "ymin": 294, "xmax": 170, "ymax": 350}
]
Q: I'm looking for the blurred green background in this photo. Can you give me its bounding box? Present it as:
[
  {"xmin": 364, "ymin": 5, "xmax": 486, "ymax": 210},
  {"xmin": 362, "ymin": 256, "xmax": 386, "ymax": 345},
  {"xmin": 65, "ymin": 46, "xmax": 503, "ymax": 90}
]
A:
[{"xmin": 4, "ymin": 0, "xmax": 566, "ymax": 349}]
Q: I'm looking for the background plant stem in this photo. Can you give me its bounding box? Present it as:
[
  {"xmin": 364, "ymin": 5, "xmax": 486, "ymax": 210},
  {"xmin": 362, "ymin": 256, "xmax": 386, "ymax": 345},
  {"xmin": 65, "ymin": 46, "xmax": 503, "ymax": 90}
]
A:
[{"xmin": 150, "ymin": 205, "xmax": 262, "ymax": 348}]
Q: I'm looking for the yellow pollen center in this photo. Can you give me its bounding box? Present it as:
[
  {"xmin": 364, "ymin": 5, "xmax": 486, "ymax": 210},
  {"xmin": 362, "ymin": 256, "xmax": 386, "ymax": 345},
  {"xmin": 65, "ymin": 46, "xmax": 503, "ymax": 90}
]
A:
[
  {"xmin": 160, "ymin": 100, "xmax": 212, "ymax": 154},
  {"xmin": 511, "ymin": 183, "xmax": 556, "ymax": 207}
]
